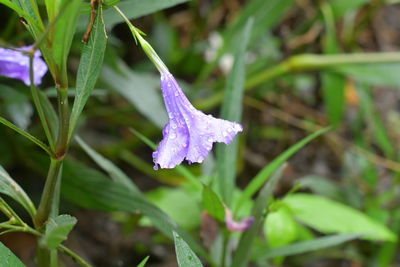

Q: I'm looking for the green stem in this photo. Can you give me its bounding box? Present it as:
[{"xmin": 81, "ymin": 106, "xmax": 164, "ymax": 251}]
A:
[
  {"xmin": 220, "ymin": 230, "xmax": 229, "ymax": 267},
  {"xmin": 55, "ymin": 87, "xmax": 70, "ymax": 158},
  {"xmin": 58, "ymin": 245, "xmax": 91, "ymax": 267},
  {"xmin": 34, "ymin": 159, "xmax": 63, "ymax": 228}
]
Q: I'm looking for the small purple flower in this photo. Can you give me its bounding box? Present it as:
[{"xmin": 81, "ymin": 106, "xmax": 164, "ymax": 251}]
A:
[
  {"xmin": 224, "ymin": 207, "xmax": 254, "ymax": 232},
  {"xmin": 0, "ymin": 46, "xmax": 47, "ymax": 86},
  {"xmin": 153, "ymin": 71, "xmax": 243, "ymax": 169}
]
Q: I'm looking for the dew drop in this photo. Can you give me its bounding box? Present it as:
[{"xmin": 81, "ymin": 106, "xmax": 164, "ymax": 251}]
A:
[
  {"xmin": 183, "ymin": 143, "xmax": 187, "ymax": 147},
  {"xmin": 222, "ymin": 131, "xmax": 228, "ymax": 137},
  {"xmin": 208, "ymin": 137, "xmax": 213, "ymax": 142},
  {"xmin": 170, "ymin": 133, "xmax": 177, "ymax": 139}
]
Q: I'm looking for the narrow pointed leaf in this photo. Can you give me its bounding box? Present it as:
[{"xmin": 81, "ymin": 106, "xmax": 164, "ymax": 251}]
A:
[
  {"xmin": 52, "ymin": 0, "xmax": 82, "ymax": 85},
  {"xmin": 216, "ymin": 18, "xmax": 253, "ymax": 204},
  {"xmin": 0, "ymin": 242, "xmax": 26, "ymax": 267},
  {"xmin": 283, "ymin": 194, "xmax": 397, "ymax": 241},
  {"xmin": 253, "ymin": 234, "xmax": 361, "ymax": 260},
  {"xmin": 236, "ymin": 126, "xmax": 331, "ymax": 212},
  {"xmin": 173, "ymin": 231, "xmax": 203, "ymax": 267},
  {"xmin": 61, "ymin": 159, "xmax": 207, "ymax": 258},
  {"xmin": 0, "ymin": 116, "xmax": 50, "ymax": 155},
  {"xmin": 137, "ymin": 256, "xmax": 149, "ymax": 267},
  {"xmin": 202, "ymin": 185, "xmax": 225, "ymax": 222},
  {"xmin": 0, "ymin": 165, "xmax": 36, "ymax": 217},
  {"xmin": 76, "ymin": 136, "xmax": 140, "ymax": 193},
  {"xmin": 231, "ymin": 164, "xmax": 286, "ymax": 267},
  {"xmin": 69, "ymin": 3, "xmax": 107, "ymax": 139}
]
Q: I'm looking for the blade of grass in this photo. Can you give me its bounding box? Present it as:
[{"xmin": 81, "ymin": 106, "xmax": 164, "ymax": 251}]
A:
[
  {"xmin": 231, "ymin": 164, "xmax": 286, "ymax": 267},
  {"xmin": 216, "ymin": 18, "xmax": 253, "ymax": 205},
  {"xmin": 75, "ymin": 136, "xmax": 140, "ymax": 193},
  {"xmin": 61, "ymin": 159, "xmax": 209, "ymax": 261},
  {"xmin": 253, "ymin": 234, "xmax": 361, "ymax": 260},
  {"xmin": 235, "ymin": 126, "xmax": 331, "ymax": 213}
]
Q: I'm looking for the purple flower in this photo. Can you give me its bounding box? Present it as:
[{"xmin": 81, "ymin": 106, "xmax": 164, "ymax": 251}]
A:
[
  {"xmin": 0, "ymin": 46, "xmax": 47, "ymax": 86},
  {"xmin": 153, "ymin": 71, "xmax": 243, "ymax": 169},
  {"xmin": 224, "ymin": 207, "xmax": 254, "ymax": 232}
]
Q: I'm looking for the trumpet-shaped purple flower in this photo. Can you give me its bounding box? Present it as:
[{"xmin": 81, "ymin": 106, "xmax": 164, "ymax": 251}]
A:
[
  {"xmin": 0, "ymin": 46, "xmax": 47, "ymax": 86},
  {"xmin": 153, "ymin": 71, "xmax": 243, "ymax": 169}
]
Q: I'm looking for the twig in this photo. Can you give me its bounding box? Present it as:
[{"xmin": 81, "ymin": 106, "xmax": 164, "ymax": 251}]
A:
[{"xmin": 82, "ymin": 0, "xmax": 101, "ymax": 43}]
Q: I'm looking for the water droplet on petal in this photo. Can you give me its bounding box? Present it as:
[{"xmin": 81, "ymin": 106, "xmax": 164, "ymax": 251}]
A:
[
  {"xmin": 183, "ymin": 143, "xmax": 187, "ymax": 147},
  {"xmin": 222, "ymin": 131, "xmax": 228, "ymax": 137},
  {"xmin": 170, "ymin": 133, "xmax": 177, "ymax": 139},
  {"xmin": 208, "ymin": 138, "xmax": 213, "ymax": 142}
]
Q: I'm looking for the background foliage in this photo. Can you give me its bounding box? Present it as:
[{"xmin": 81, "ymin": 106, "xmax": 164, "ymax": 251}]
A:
[{"xmin": 0, "ymin": 0, "xmax": 400, "ymax": 266}]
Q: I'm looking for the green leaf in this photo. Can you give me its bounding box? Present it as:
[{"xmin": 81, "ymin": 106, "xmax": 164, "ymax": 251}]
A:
[
  {"xmin": 321, "ymin": 2, "xmax": 345, "ymax": 125},
  {"xmin": 330, "ymin": 0, "xmax": 369, "ymax": 18},
  {"xmin": 40, "ymin": 214, "xmax": 77, "ymax": 249},
  {"xmin": 52, "ymin": 0, "xmax": 82, "ymax": 85},
  {"xmin": 75, "ymin": 136, "xmax": 140, "ymax": 193},
  {"xmin": 144, "ymin": 187, "xmax": 201, "ymax": 230},
  {"xmin": 0, "ymin": 242, "xmax": 26, "ymax": 267},
  {"xmin": 78, "ymin": 0, "xmax": 190, "ymax": 30},
  {"xmin": 173, "ymin": 231, "xmax": 203, "ymax": 267},
  {"xmin": 61, "ymin": 159, "xmax": 207, "ymax": 258},
  {"xmin": 69, "ymin": 3, "xmax": 107, "ymax": 140},
  {"xmin": 357, "ymin": 84, "xmax": 395, "ymax": 159},
  {"xmin": 0, "ymin": 165, "xmax": 36, "ymax": 218},
  {"xmin": 235, "ymin": 126, "xmax": 331, "ymax": 212},
  {"xmin": 137, "ymin": 256, "xmax": 149, "ymax": 267},
  {"xmin": 333, "ymin": 63, "xmax": 400, "ymax": 88},
  {"xmin": 231, "ymin": 164, "xmax": 286, "ymax": 267},
  {"xmin": 253, "ymin": 234, "xmax": 361, "ymax": 260},
  {"xmin": 216, "ymin": 18, "xmax": 253, "ymax": 205},
  {"xmin": 0, "ymin": 116, "xmax": 51, "ymax": 155},
  {"xmin": 102, "ymin": 61, "xmax": 167, "ymax": 128},
  {"xmin": 283, "ymin": 194, "xmax": 397, "ymax": 242},
  {"xmin": 202, "ymin": 185, "xmax": 225, "ymax": 222},
  {"xmin": 12, "ymin": 0, "xmax": 44, "ymax": 37},
  {"xmin": 37, "ymin": 90, "xmax": 59, "ymax": 141},
  {"xmin": 264, "ymin": 206, "xmax": 299, "ymax": 248}
]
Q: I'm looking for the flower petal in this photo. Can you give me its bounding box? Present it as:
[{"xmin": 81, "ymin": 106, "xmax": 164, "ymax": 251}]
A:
[
  {"xmin": 153, "ymin": 71, "xmax": 243, "ymax": 169},
  {"xmin": 0, "ymin": 46, "xmax": 47, "ymax": 86}
]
